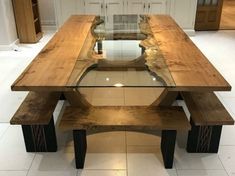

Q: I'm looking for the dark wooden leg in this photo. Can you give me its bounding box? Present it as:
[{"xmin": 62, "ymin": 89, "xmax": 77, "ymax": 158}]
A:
[
  {"xmin": 60, "ymin": 93, "xmax": 66, "ymax": 100},
  {"xmin": 161, "ymin": 130, "xmax": 177, "ymax": 169},
  {"xmin": 187, "ymin": 119, "xmax": 222, "ymax": 153},
  {"xmin": 73, "ymin": 130, "xmax": 87, "ymax": 169},
  {"xmin": 97, "ymin": 40, "xmax": 103, "ymax": 54},
  {"xmin": 22, "ymin": 117, "xmax": 57, "ymax": 152}
]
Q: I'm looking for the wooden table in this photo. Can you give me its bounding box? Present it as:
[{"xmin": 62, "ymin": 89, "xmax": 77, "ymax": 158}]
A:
[{"xmin": 11, "ymin": 15, "xmax": 231, "ymax": 154}]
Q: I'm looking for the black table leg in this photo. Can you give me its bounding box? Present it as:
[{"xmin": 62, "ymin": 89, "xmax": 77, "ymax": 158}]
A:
[
  {"xmin": 161, "ymin": 130, "xmax": 177, "ymax": 169},
  {"xmin": 187, "ymin": 119, "xmax": 222, "ymax": 153},
  {"xmin": 22, "ymin": 117, "xmax": 57, "ymax": 152},
  {"xmin": 73, "ymin": 130, "xmax": 87, "ymax": 169}
]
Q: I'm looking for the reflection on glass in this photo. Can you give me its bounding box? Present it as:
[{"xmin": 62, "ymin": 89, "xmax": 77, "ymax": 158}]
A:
[{"xmin": 76, "ymin": 15, "xmax": 175, "ymax": 88}]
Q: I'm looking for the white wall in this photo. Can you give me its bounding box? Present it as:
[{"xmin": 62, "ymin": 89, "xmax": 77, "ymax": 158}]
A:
[
  {"xmin": 38, "ymin": 0, "xmax": 56, "ymax": 26},
  {"xmin": 0, "ymin": 0, "xmax": 17, "ymax": 47}
]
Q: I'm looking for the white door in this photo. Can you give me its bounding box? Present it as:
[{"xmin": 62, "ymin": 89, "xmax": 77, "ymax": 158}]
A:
[
  {"xmin": 84, "ymin": 0, "xmax": 104, "ymax": 15},
  {"xmin": 127, "ymin": 0, "xmax": 146, "ymax": 14},
  {"xmin": 105, "ymin": 0, "xmax": 124, "ymax": 29},
  {"xmin": 147, "ymin": 0, "xmax": 167, "ymax": 14}
]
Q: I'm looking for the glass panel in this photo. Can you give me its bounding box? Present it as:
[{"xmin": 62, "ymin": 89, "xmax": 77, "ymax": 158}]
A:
[{"xmin": 71, "ymin": 15, "xmax": 175, "ymax": 88}]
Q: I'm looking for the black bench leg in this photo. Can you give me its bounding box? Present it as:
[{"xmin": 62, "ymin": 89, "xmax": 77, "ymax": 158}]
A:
[
  {"xmin": 161, "ymin": 130, "xmax": 177, "ymax": 169},
  {"xmin": 73, "ymin": 130, "xmax": 87, "ymax": 169},
  {"xmin": 22, "ymin": 117, "xmax": 57, "ymax": 152},
  {"xmin": 187, "ymin": 119, "xmax": 222, "ymax": 153}
]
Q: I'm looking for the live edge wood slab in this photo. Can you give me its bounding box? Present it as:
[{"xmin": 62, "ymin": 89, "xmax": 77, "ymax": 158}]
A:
[
  {"xmin": 10, "ymin": 92, "xmax": 61, "ymax": 125},
  {"xmin": 59, "ymin": 106, "xmax": 191, "ymax": 131},
  {"xmin": 11, "ymin": 15, "xmax": 231, "ymax": 92}
]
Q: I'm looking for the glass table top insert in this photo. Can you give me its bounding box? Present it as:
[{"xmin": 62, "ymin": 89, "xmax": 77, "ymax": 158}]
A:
[{"xmin": 74, "ymin": 15, "xmax": 175, "ymax": 88}]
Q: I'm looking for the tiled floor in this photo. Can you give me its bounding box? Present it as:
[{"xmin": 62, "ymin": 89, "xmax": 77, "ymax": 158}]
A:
[{"xmin": 0, "ymin": 30, "xmax": 235, "ymax": 176}]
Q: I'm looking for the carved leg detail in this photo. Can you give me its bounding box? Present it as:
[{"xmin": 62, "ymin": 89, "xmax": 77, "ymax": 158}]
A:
[
  {"xmin": 187, "ymin": 119, "xmax": 222, "ymax": 153},
  {"xmin": 22, "ymin": 117, "xmax": 57, "ymax": 152}
]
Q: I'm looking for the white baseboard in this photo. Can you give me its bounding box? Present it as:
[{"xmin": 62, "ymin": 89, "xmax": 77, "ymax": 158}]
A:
[
  {"xmin": 42, "ymin": 25, "xmax": 57, "ymax": 31},
  {"xmin": 41, "ymin": 20, "xmax": 57, "ymax": 31},
  {"xmin": 184, "ymin": 29, "xmax": 196, "ymax": 36},
  {"xmin": 0, "ymin": 39, "xmax": 19, "ymax": 51}
]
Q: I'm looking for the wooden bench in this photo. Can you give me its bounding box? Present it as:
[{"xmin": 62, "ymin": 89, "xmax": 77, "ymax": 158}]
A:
[
  {"xmin": 10, "ymin": 91, "xmax": 61, "ymax": 152},
  {"xmin": 181, "ymin": 92, "xmax": 234, "ymax": 153},
  {"xmin": 59, "ymin": 106, "xmax": 191, "ymax": 169}
]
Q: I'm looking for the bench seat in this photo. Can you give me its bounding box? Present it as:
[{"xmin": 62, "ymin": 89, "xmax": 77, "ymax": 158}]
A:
[
  {"xmin": 11, "ymin": 92, "xmax": 61, "ymax": 125},
  {"xmin": 10, "ymin": 91, "xmax": 61, "ymax": 152},
  {"xmin": 59, "ymin": 106, "xmax": 190, "ymax": 169},
  {"xmin": 181, "ymin": 92, "xmax": 234, "ymax": 126},
  {"xmin": 181, "ymin": 92, "xmax": 234, "ymax": 153},
  {"xmin": 59, "ymin": 106, "xmax": 191, "ymax": 131}
]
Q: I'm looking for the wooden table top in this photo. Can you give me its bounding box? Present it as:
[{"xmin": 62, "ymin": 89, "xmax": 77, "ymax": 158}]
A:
[{"xmin": 11, "ymin": 15, "xmax": 231, "ymax": 92}]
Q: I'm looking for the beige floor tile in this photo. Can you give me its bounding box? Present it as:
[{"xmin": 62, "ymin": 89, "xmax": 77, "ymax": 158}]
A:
[
  {"xmin": 77, "ymin": 170, "xmax": 126, "ymax": 176},
  {"xmin": 219, "ymin": 146, "xmax": 235, "ymax": 176},
  {"xmin": 92, "ymin": 98, "xmax": 125, "ymax": 106},
  {"xmin": 127, "ymin": 145, "xmax": 161, "ymax": 153},
  {"xmin": 84, "ymin": 153, "xmax": 126, "ymax": 170},
  {"xmin": 87, "ymin": 131, "xmax": 126, "ymax": 153},
  {"xmin": 174, "ymin": 147, "xmax": 224, "ymax": 170},
  {"xmin": 127, "ymin": 151, "xmax": 177, "ymax": 176},
  {"xmin": 126, "ymin": 131, "xmax": 161, "ymax": 146},
  {"xmin": 92, "ymin": 88, "xmax": 124, "ymax": 106},
  {"xmin": 28, "ymin": 150, "xmax": 77, "ymax": 176},
  {"xmin": 124, "ymin": 88, "xmax": 164, "ymax": 106},
  {"xmin": 92, "ymin": 88, "xmax": 124, "ymax": 99}
]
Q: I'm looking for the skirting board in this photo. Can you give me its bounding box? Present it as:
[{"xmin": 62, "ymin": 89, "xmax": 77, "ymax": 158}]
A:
[
  {"xmin": 42, "ymin": 25, "xmax": 57, "ymax": 31},
  {"xmin": 41, "ymin": 20, "xmax": 57, "ymax": 31},
  {"xmin": 184, "ymin": 29, "xmax": 196, "ymax": 36},
  {"xmin": 0, "ymin": 39, "xmax": 19, "ymax": 51}
]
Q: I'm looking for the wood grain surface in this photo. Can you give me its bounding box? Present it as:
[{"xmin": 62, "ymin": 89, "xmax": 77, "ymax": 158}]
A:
[
  {"xmin": 10, "ymin": 92, "xmax": 61, "ymax": 125},
  {"xmin": 59, "ymin": 106, "xmax": 191, "ymax": 131},
  {"xmin": 11, "ymin": 15, "xmax": 96, "ymax": 91},
  {"xmin": 181, "ymin": 92, "xmax": 234, "ymax": 125},
  {"xmin": 11, "ymin": 15, "xmax": 231, "ymax": 92},
  {"xmin": 148, "ymin": 15, "xmax": 231, "ymax": 91}
]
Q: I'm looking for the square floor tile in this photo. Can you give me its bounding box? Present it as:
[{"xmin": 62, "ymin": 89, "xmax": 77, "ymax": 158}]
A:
[
  {"xmin": 28, "ymin": 151, "xmax": 77, "ymax": 176},
  {"xmin": 124, "ymin": 88, "xmax": 164, "ymax": 106},
  {"xmin": 87, "ymin": 131, "xmax": 126, "ymax": 153},
  {"xmin": 0, "ymin": 126, "xmax": 35, "ymax": 170},
  {"xmin": 220, "ymin": 125, "xmax": 235, "ymax": 146},
  {"xmin": 0, "ymin": 171, "xmax": 28, "ymax": 176},
  {"xmin": 177, "ymin": 170, "xmax": 228, "ymax": 176},
  {"xmin": 126, "ymin": 131, "xmax": 161, "ymax": 146},
  {"xmin": 64, "ymin": 131, "xmax": 126, "ymax": 153},
  {"xmin": 77, "ymin": 170, "xmax": 126, "ymax": 176},
  {"xmin": 0, "ymin": 123, "xmax": 9, "ymax": 138},
  {"xmin": 219, "ymin": 97, "xmax": 235, "ymax": 118},
  {"xmin": 219, "ymin": 146, "xmax": 235, "ymax": 176},
  {"xmin": 175, "ymin": 148, "xmax": 224, "ymax": 170},
  {"xmin": 127, "ymin": 151, "xmax": 177, "ymax": 176},
  {"xmin": 84, "ymin": 153, "xmax": 126, "ymax": 170}
]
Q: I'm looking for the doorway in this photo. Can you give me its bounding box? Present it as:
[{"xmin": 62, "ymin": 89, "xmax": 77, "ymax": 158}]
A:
[
  {"xmin": 220, "ymin": 0, "xmax": 235, "ymax": 29},
  {"xmin": 195, "ymin": 0, "xmax": 224, "ymax": 31}
]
